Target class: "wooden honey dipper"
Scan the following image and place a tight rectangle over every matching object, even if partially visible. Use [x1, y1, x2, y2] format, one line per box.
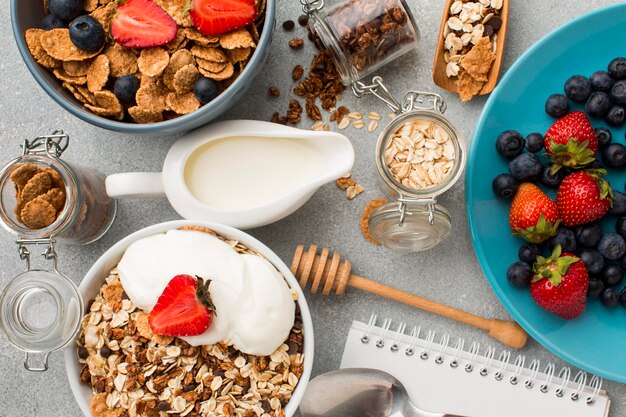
[291, 245, 528, 349]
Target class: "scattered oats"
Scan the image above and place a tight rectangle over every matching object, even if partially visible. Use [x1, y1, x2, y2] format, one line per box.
[346, 183, 364, 200]
[311, 121, 325, 131]
[348, 111, 362, 120]
[338, 117, 350, 130]
[352, 119, 365, 129]
[368, 120, 378, 132]
[367, 111, 381, 120]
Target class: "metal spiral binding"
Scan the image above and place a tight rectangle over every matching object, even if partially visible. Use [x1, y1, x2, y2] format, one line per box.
[359, 315, 603, 405]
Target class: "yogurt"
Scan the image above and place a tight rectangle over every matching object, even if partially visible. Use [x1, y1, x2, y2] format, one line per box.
[117, 229, 295, 356]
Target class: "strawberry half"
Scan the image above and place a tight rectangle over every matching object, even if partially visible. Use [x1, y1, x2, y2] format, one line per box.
[556, 169, 614, 227]
[190, 0, 258, 36]
[509, 183, 560, 243]
[544, 111, 598, 173]
[111, 0, 177, 49]
[530, 245, 588, 320]
[149, 274, 215, 337]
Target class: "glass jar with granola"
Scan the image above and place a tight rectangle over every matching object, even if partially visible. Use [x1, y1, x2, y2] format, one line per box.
[305, 0, 420, 86]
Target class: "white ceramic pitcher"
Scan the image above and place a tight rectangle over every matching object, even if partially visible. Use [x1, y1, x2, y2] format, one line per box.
[106, 120, 355, 229]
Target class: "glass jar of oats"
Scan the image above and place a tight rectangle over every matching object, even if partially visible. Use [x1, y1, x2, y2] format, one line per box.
[369, 94, 466, 252]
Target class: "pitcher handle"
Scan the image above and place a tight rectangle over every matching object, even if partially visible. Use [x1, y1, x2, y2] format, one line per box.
[105, 173, 165, 199]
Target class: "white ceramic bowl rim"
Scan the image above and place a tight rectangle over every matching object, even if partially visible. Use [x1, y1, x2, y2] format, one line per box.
[64, 220, 314, 417]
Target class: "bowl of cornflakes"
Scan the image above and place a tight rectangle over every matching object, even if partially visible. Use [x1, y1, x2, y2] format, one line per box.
[11, 0, 274, 135]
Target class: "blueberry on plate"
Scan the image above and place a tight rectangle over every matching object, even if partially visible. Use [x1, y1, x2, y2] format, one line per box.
[597, 233, 626, 260]
[40, 15, 65, 30]
[579, 248, 605, 274]
[540, 166, 565, 189]
[508, 153, 542, 181]
[595, 127, 612, 150]
[584, 92, 611, 118]
[548, 228, 576, 252]
[564, 75, 592, 102]
[194, 77, 219, 104]
[608, 57, 626, 80]
[491, 174, 519, 199]
[525, 132, 544, 153]
[590, 70, 613, 92]
[588, 277, 605, 298]
[575, 223, 602, 248]
[601, 264, 623, 286]
[518, 243, 540, 264]
[616, 217, 626, 239]
[544, 94, 570, 118]
[609, 191, 626, 216]
[113, 75, 140, 104]
[606, 106, 625, 126]
[506, 261, 532, 288]
[600, 287, 619, 307]
[602, 143, 626, 168]
[69, 15, 105, 53]
[610, 80, 626, 105]
[620, 288, 626, 308]
[48, 0, 83, 21]
[495, 130, 524, 159]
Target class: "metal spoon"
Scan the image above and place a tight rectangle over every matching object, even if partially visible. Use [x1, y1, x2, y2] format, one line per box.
[299, 368, 467, 417]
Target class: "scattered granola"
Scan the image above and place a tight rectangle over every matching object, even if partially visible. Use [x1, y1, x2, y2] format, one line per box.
[268, 86, 280, 97]
[291, 64, 304, 81]
[288, 38, 305, 49]
[360, 198, 390, 245]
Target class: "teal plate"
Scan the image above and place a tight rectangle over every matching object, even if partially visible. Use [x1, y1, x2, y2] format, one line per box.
[466, 4, 626, 383]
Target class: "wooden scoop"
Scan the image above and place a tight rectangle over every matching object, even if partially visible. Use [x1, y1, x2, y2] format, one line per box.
[291, 245, 528, 349]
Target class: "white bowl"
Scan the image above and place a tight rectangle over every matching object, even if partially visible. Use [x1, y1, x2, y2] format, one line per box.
[64, 220, 314, 417]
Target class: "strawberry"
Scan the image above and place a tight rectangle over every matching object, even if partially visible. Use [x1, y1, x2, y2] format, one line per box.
[509, 183, 560, 243]
[111, 0, 177, 49]
[190, 0, 258, 36]
[556, 169, 614, 227]
[530, 245, 588, 319]
[149, 274, 215, 337]
[544, 111, 598, 173]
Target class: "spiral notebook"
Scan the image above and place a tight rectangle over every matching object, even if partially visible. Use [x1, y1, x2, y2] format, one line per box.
[340, 315, 611, 417]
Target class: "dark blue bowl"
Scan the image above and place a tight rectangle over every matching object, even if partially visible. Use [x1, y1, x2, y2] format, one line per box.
[10, 0, 275, 135]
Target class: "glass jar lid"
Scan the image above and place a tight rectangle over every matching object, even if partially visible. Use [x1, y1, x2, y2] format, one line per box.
[368, 201, 452, 252]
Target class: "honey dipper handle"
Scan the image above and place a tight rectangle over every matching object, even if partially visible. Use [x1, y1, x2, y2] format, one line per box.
[348, 275, 528, 349]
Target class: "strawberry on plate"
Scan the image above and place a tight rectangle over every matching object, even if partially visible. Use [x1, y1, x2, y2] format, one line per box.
[111, 0, 178, 49]
[149, 274, 215, 337]
[190, 0, 258, 36]
[530, 245, 588, 320]
[556, 169, 614, 227]
[544, 111, 598, 172]
[509, 183, 560, 243]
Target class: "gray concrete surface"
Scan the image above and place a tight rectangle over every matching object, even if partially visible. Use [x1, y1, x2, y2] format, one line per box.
[1, 0, 625, 416]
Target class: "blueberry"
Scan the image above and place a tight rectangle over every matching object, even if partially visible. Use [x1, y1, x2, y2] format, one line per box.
[491, 174, 519, 199]
[575, 223, 602, 248]
[609, 191, 626, 216]
[113, 75, 140, 104]
[495, 130, 524, 159]
[48, 0, 83, 21]
[69, 15, 104, 53]
[518, 243, 540, 264]
[610, 80, 626, 105]
[548, 228, 576, 252]
[194, 77, 219, 104]
[564, 75, 592, 102]
[40, 15, 65, 30]
[508, 153, 542, 181]
[579, 248, 605, 274]
[595, 128, 612, 150]
[545, 94, 570, 118]
[620, 288, 626, 308]
[585, 92, 611, 118]
[600, 288, 619, 307]
[616, 217, 626, 239]
[601, 264, 624, 286]
[525, 132, 544, 153]
[602, 143, 626, 168]
[590, 70, 613, 92]
[606, 106, 625, 127]
[506, 261, 532, 288]
[608, 57, 626, 80]
[588, 277, 605, 298]
[597, 233, 626, 260]
[540, 166, 566, 189]
[587, 159, 605, 170]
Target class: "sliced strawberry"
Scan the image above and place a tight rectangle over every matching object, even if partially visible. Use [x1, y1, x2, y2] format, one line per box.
[190, 0, 258, 36]
[149, 274, 215, 337]
[111, 0, 178, 49]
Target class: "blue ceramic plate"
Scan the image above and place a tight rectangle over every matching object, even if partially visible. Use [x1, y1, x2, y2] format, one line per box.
[467, 4, 626, 383]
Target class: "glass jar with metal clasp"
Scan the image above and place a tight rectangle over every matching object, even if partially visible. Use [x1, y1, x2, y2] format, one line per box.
[0, 132, 116, 371]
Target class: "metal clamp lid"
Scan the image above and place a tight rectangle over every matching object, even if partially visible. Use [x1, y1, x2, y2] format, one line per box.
[21, 130, 69, 159]
[300, 0, 324, 14]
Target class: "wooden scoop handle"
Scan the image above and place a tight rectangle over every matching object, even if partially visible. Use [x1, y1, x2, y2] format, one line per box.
[291, 245, 528, 349]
